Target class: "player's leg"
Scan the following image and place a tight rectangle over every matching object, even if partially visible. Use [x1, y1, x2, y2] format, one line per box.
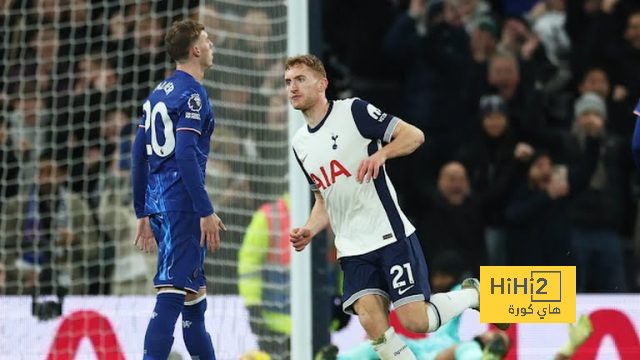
[181, 213, 216, 360]
[341, 252, 416, 360]
[143, 212, 188, 359]
[182, 287, 216, 360]
[386, 234, 479, 333]
[353, 294, 390, 340]
[143, 286, 186, 359]
[354, 295, 416, 360]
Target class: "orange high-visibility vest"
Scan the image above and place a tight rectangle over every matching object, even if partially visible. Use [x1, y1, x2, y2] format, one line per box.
[263, 198, 290, 265]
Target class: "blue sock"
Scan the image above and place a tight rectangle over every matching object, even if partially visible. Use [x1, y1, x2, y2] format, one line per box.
[143, 291, 185, 360]
[182, 296, 216, 360]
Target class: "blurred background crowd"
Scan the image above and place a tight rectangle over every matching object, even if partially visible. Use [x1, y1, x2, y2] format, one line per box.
[0, 0, 639, 305]
[323, 0, 640, 293]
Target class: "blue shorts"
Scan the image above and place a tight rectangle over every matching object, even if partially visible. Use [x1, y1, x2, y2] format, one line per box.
[339, 233, 431, 315]
[149, 211, 206, 293]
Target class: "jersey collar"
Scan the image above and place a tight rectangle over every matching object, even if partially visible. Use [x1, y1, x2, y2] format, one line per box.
[175, 69, 196, 81]
[307, 100, 333, 133]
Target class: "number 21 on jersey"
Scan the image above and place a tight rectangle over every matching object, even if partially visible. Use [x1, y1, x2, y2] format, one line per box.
[391, 262, 415, 294]
[143, 100, 175, 157]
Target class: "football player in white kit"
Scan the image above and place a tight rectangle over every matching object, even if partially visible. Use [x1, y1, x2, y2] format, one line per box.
[286, 55, 506, 360]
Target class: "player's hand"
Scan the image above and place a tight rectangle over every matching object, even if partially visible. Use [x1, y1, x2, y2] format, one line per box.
[200, 213, 226, 252]
[290, 227, 312, 252]
[135, 217, 156, 253]
[357, 152, 387, 183]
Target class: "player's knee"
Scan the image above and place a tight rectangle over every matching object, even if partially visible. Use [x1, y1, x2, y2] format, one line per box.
[183, 294, 207, 321]
[354, 296, 388, 338]
[396, 303, 429, 333]
[185, 288, 207, 303]
[399, 315, 428, 333]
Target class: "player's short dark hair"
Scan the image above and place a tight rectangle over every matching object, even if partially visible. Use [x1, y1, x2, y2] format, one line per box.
[165, 19, 205, 62]
[285, 54, 327, 78]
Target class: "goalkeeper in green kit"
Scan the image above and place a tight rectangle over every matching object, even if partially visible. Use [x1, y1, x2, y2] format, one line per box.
[317, 313, 593, 360]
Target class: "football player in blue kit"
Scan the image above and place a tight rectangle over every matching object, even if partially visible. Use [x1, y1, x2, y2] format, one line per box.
[131, 19, 225, 360]
[286, 54, 508, 360]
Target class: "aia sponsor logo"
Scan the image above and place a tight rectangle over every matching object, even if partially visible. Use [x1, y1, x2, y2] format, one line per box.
[310, 160, 351, 190]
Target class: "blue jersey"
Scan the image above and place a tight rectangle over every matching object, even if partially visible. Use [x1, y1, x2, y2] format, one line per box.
[137, 70, 215, 216]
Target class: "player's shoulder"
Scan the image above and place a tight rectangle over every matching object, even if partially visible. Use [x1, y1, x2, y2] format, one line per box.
[331, 97, 359, 112]
[348, 97, 389, 122]
[291, 124, 308, 149]
[168, 84, 207, 113]
[148, 73, 192, 100]
[333, 97, 379, 117]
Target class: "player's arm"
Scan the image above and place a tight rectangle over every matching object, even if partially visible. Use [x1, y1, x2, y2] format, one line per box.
[290, 190, 330, 252]
[376, 120, 424, 159]
[350, 98, 424, 183]
[305, 191, 330, 236]
[175, 130, 225, 252]
[290, 148, 330, 251]
[131, 121, 156, 252]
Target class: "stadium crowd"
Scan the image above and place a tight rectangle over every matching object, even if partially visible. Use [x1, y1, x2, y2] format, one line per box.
[323, 0, 640, 293]
[0, 0, 639, 300]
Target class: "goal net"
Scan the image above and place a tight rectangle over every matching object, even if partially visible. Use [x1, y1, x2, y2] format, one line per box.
[0, 0, 290, 359]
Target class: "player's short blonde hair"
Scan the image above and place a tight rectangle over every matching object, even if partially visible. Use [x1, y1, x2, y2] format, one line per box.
[285, 54, 327, 78]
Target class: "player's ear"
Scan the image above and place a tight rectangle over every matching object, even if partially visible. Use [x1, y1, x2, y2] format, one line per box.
[319, 77, 328, 92]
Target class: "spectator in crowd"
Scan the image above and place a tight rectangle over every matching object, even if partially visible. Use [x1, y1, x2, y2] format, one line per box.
[73, 54, 119, 95]
[8, 87, 50, 182]
[505, 114, 602, 266]
[498, 17, 541, 64]
[242, 9, 274, 73]
[239, 194, 291, 359]
[2, 151, 100, 295]
[469, 15, 500, 65]
[0, 116, 19, 209]
[324, 0, 401, 113]
[601, 9, 640, 137]
[417, 161, 485, 277]
[575, 67, 631, 137]
[528, 0, 572, 94]
[102, 107, 133, 176]
[567, 93, 627, 291]
[481, 50, 570, 156]
[458, 95, 532, 265]
[117, 11, 168, 104]
[458, 0, 493, 34]
[383, 0, 472, 217]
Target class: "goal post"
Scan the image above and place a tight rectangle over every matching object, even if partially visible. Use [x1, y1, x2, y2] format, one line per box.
[287, 2, 313, 360]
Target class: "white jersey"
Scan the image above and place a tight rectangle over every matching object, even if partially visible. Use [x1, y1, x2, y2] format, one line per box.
[292, 98, 416, 258]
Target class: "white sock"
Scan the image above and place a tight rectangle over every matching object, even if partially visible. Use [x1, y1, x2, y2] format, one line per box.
[426, 289, 478, 332]
[372, 327, 417, 360]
